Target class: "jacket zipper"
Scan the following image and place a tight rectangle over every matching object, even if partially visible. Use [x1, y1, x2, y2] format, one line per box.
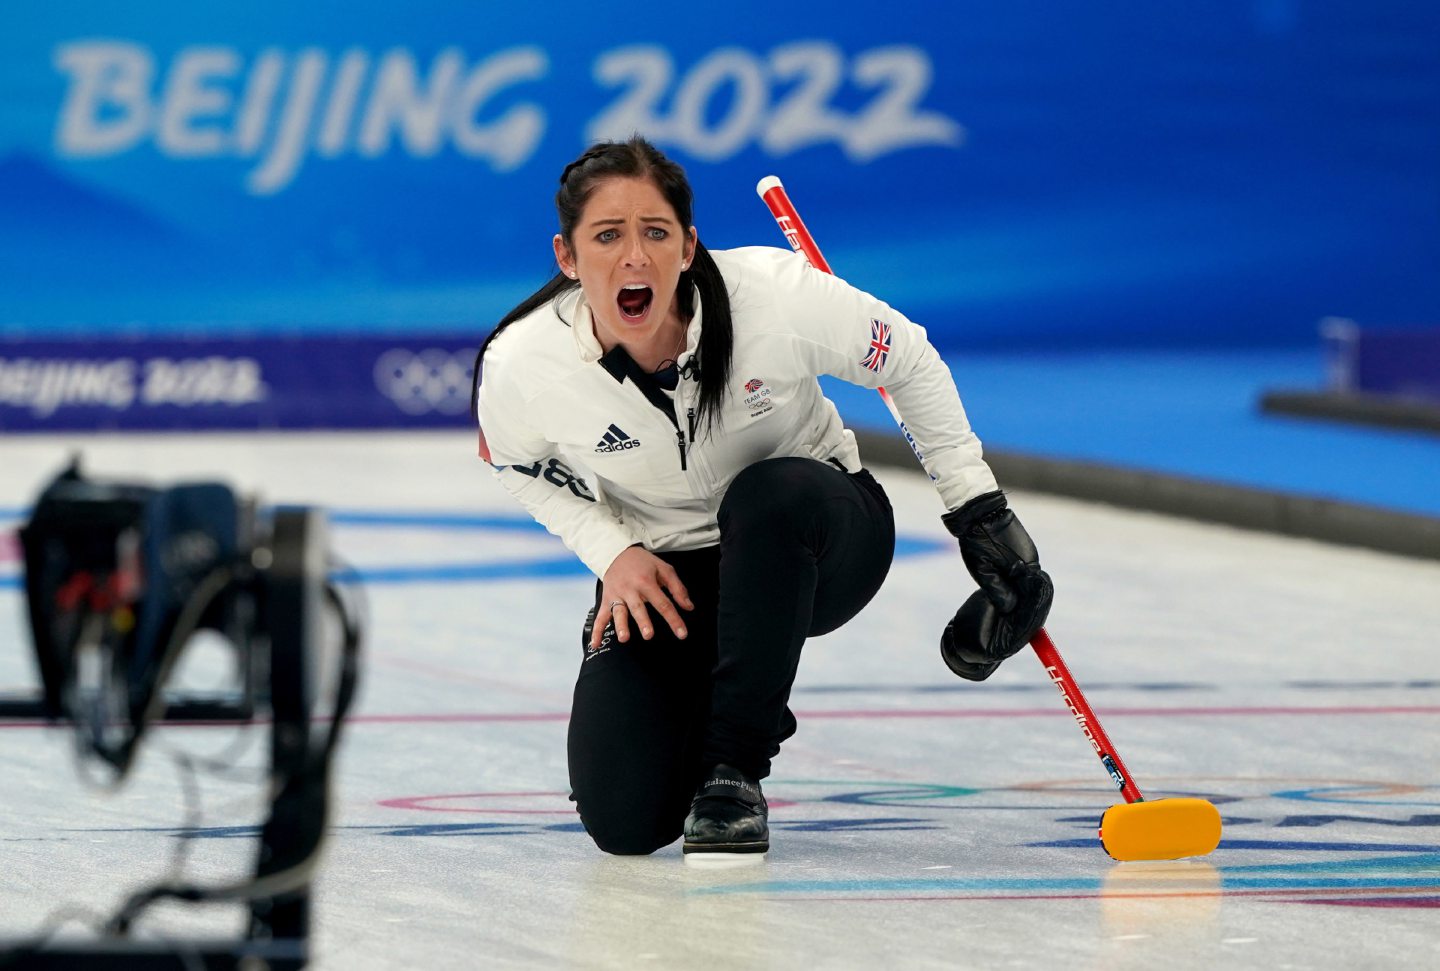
[605, 347, 693, 473]
[673, 406, 697, 472]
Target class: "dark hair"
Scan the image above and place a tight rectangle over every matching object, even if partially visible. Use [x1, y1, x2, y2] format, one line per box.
[472, 136, 734, 436]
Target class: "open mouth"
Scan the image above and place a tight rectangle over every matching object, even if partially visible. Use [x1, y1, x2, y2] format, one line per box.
[617, 285, 654, 321]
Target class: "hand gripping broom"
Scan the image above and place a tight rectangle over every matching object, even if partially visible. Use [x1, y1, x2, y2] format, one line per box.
[756, 175, 1222, 861]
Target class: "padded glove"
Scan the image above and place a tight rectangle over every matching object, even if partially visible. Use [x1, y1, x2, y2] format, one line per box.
[939, 491, 1053, 681]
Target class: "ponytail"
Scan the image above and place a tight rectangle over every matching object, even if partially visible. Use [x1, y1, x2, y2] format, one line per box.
[684, 242, 732, 437]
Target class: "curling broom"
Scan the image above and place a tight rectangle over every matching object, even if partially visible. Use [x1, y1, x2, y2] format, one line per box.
[756, 174, 1222, 861]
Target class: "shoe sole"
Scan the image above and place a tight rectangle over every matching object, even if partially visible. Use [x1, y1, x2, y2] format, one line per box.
[682, 840, 769, 854]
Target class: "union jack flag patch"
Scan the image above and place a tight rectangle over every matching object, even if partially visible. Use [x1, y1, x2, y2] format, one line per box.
[860, 318, 892, 373]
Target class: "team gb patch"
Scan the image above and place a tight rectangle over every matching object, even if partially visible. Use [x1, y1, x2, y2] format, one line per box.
[742, 377, 773, 418]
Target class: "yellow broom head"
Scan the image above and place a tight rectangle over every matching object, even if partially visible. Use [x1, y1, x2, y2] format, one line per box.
[1099, 798, 1223, 861]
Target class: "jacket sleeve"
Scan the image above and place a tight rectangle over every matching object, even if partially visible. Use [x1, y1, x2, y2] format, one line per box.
[757, 248, 1000, 511]
[476, 350, 641, 579]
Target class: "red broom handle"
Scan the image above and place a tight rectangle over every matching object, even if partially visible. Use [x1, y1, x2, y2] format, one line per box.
[756, 175, 833, 274]
[1030, 628, 1144, 803]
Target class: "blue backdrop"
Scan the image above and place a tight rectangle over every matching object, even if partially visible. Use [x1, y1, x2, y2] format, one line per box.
[2, 2, 1438, 429]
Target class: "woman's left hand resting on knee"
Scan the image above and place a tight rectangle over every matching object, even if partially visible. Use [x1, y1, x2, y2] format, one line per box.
[595, 546, 695, 647]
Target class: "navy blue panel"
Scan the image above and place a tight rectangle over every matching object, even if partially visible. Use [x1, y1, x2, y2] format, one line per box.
[0, 336, 475, 430]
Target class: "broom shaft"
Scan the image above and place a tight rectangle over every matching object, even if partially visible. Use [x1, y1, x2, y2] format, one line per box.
[1030, 628, 1145, 803]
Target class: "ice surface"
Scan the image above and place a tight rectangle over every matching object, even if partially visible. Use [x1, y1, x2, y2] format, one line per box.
[1, 432, 1437, 969]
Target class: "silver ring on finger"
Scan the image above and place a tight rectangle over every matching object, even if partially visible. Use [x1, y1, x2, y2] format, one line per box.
[610, 600, 625, 610]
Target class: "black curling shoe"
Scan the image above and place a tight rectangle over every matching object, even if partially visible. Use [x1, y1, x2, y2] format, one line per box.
[682, 764, 769, 854]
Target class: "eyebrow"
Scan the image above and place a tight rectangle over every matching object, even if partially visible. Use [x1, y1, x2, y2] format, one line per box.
[587, 215, 678, 226]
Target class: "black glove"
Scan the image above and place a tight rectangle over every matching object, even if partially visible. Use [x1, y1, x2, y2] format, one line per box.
[939, 491, 1053, 681]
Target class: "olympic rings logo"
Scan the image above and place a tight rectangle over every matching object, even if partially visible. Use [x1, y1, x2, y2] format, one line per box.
[373, 348, 474, 415]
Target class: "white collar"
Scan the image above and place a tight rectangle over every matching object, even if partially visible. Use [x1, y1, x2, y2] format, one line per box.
[569, 283, 703, 366]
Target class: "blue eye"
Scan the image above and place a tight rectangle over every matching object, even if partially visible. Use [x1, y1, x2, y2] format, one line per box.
[647, 227, 668, 239]
[598, 229, 618, 242]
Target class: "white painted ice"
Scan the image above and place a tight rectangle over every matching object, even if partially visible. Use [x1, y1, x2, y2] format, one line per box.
[1, 432, 1437, 970]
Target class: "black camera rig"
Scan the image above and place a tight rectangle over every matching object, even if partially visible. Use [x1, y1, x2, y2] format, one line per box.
[0, 461, 363, 970]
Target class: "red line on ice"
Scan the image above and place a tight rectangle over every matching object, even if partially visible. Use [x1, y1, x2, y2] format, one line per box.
[344, 704, 1435, 723]
[3, 704, 1438, 730]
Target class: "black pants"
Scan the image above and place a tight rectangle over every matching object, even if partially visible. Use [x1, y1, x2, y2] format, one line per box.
[567, 456, 896, 855]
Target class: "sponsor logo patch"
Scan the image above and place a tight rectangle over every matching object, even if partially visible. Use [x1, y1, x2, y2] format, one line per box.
[585, 625, 614, 661]
[594, 423, 641, 453]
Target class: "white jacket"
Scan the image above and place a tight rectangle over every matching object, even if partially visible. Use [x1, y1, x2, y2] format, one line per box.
[476, 246, 999, 578]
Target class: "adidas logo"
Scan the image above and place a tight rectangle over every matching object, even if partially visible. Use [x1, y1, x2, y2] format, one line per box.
[594, 423, 642, 453]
